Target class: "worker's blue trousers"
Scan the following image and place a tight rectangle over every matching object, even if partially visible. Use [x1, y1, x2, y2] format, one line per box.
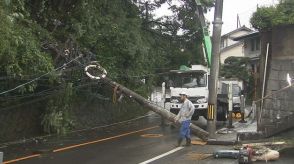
[179, 120, 191, 139]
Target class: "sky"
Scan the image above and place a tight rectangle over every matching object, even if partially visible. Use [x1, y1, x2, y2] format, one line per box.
[155, 0, 280, 35]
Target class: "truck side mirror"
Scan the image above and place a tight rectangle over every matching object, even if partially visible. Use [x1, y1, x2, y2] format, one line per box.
[240, 90, 245, 96]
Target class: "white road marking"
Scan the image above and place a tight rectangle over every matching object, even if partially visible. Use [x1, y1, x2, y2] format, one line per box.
[138, 146, 184, 164]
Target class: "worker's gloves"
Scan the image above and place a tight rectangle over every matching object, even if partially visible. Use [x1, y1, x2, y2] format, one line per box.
[174, 116, 180, 123]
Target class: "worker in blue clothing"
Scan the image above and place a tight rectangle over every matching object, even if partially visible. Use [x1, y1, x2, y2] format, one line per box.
[175, 92, 195, 146]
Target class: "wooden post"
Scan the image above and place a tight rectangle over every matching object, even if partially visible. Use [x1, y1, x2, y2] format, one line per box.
[239, 95, 247, 123]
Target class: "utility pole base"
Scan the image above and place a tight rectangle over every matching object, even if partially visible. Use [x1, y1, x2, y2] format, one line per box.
[239, 113, 247, 123]
[227, 125, 235, 129]
[207, 120, 216, 139]
[239, 120, 247, 123]
[228, 111, 234, 129]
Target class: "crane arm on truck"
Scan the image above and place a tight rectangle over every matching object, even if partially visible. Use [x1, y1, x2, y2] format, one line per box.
[194, 0, 212, 68]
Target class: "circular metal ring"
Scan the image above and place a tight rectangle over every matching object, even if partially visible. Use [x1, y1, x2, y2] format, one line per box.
[85, 62, 107, 80]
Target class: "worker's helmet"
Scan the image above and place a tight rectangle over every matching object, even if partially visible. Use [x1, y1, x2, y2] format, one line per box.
[179, 92, 187, 96]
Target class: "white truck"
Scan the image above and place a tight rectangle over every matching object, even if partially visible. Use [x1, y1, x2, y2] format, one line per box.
[167, 65, 209, 120]
[217, 79, 243, 120]
[166, 65, 243, 121]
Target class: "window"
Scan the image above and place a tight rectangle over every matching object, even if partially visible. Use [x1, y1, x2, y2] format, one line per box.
[251, 39, 255, 51]
[170, 72, 207, 88]
[221, 38, 228, 48]
[251, 64, 255, 72]
[225, 39, 228, 47]
[250, 37, 260, 51]
[256, 38, 260, 50]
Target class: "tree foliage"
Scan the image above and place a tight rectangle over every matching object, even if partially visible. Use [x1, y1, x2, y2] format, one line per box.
[42, 83, 75, 134]
[251, 0, 294, 30]
[220, 56, 250, 81]
[0, 1, 54, 94]
[0, 0, 213, 134]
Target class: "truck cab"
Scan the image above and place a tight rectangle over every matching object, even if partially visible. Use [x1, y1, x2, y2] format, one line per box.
[167, 65, 209, 120]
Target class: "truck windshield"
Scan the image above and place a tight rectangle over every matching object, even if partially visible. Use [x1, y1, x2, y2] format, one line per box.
[233, 85, 241, 96]
[220, 83, 241, 96]
[169, 72, 207, 88]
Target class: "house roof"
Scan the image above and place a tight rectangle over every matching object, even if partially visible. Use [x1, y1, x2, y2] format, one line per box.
[232, 31, 260, 41]
[221, 26, 253, 38]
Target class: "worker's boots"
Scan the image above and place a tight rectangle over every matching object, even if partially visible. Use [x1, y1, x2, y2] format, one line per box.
[177, 138, 183, 147]
[185, 138, 191, 146]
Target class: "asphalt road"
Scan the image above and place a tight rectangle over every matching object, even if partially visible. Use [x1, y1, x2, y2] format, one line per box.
[1, 114, 220, 164]
[1, 113, 293, 164]
[0, 114, 176, 164]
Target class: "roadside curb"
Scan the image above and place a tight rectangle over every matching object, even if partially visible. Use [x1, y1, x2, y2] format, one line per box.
[206, 139, 237, 145]
[236, 131, 264, 141]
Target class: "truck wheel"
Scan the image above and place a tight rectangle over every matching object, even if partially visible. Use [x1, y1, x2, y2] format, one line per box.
[203, 114, 207, 120]
[217, 105, 228, 121]
[192, 115, 199, 121]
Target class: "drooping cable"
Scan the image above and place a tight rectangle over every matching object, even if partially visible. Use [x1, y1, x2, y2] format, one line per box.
[0, 55, 82, 95]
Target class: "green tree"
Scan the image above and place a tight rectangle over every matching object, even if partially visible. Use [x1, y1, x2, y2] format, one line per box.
[0, 0, 213, 135]
[0, 1, 54, 94]
[220, 57, 250, 81]
[250, 0, 294, 30]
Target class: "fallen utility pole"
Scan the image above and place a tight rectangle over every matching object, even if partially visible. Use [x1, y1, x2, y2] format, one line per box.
[85, 63, 209, 141]
[207, 0, 223, 138]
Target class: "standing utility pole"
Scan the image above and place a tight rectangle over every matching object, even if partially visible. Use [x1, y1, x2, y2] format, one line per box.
[207, 0, 223, 138]
[237, 14, 241, 28]
[227, 82, 234, 128]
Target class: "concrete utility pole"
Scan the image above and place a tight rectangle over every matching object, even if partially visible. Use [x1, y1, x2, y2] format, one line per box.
[207, 0, 223, 138]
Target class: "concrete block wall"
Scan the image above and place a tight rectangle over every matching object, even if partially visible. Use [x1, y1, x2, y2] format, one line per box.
[263, 59, 294, 121]
[258, 25, 294, 136]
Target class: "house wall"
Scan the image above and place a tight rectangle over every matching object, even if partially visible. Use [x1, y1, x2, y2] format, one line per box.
[220, 44, 244, 64]
[220, 29, 252, 64]
[221, 30, 251, 48]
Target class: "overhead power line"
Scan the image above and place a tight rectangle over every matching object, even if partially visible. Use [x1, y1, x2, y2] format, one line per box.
[0, 55, 82, 96]
[0, 82, 98, 111]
